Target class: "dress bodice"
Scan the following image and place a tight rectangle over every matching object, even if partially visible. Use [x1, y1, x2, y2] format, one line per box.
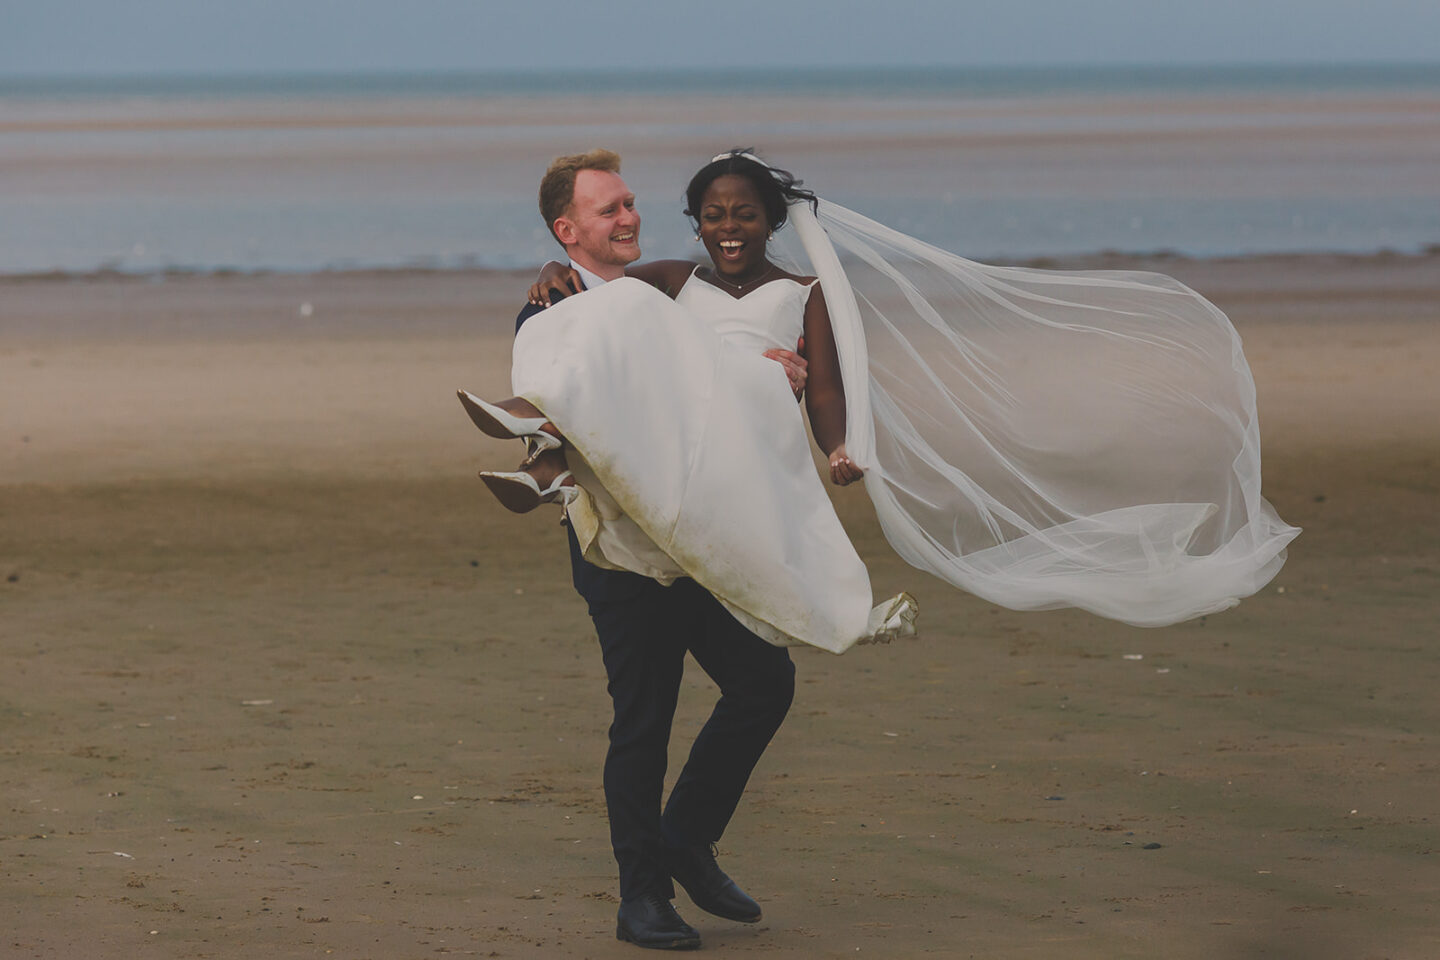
[674, 274, 814, 355]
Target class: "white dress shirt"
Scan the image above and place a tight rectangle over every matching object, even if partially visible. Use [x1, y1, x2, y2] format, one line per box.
[569, 260, 610, 291]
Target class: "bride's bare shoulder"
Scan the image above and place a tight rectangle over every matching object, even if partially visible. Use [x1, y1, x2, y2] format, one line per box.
[775, 267, 818, 286]
[625, 260, 698, 297]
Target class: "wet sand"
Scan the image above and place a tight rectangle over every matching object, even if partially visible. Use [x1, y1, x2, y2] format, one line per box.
[2, 254, 1439, 958]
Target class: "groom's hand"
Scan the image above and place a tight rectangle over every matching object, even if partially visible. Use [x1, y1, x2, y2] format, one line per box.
[764, 338, 807, 399]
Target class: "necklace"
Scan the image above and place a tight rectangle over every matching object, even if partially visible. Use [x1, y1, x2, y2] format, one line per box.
[710, 263, 775, 291]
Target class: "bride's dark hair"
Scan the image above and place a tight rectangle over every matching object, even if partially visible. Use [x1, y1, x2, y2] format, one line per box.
[684, 148, 819, 233]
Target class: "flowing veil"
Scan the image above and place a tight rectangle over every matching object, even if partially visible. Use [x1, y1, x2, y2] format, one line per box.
[776, 199, 1299, 627]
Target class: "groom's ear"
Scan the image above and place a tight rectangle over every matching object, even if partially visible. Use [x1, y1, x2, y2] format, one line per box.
[552, 216, 577, 246]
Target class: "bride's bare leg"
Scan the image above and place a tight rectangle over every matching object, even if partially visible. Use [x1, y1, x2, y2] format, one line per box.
[496, 396, 541, 418]
[521, 447, 571, 489]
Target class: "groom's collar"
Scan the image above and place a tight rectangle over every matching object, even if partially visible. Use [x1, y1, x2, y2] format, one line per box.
[568, 260, 610, 291]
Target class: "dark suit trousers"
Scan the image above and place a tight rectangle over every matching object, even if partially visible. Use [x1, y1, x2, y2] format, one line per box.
[587, 571, 795, 900]
[515, 294, 793, 899]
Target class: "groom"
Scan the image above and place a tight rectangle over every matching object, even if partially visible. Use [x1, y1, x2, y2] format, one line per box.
[512, 149, 801, 950]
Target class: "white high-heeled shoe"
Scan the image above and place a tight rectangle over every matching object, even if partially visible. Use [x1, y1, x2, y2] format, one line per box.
[457, 390, 562, 466]
[479, 468, 577, 514]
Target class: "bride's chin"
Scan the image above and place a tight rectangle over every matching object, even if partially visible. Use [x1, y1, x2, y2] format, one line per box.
[715, 256, 759, 277]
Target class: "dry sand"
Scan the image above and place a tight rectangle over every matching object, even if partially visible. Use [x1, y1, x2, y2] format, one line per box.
[2, 255, 1439, 958]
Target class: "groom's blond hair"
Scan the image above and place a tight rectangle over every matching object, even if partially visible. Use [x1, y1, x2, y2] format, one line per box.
[539, 149, 623, 243]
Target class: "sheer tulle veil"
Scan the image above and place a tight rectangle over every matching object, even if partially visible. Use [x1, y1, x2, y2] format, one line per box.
[739, 155, 1299, 627]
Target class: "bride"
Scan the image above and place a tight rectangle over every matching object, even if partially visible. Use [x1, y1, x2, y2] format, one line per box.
[462, 149, 1299, 652]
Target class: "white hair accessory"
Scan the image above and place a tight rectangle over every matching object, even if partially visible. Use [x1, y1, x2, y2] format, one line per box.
[710, 150, 768, 167]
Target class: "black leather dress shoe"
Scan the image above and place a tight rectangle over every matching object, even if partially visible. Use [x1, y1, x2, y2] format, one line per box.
[667, 842, 762, 923]
[615, 893, 701, 950]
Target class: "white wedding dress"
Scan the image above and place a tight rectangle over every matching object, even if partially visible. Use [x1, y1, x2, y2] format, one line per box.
[510, 272, 915, 655]
[504, 192, 1298, 649]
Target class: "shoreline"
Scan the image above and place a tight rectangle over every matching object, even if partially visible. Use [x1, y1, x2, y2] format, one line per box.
[8, 61, 1439, 97]
[8, 84, 1436, 281]
[5, 244, 1438, 286]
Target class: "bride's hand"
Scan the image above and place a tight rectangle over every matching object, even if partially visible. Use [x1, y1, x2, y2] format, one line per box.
[828, 444, 863, 486]
[763, 339, 807, 399]
[527, 262, 583, 307]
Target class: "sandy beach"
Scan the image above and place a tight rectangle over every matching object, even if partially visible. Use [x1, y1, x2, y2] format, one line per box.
[3, 252, 1439, 959]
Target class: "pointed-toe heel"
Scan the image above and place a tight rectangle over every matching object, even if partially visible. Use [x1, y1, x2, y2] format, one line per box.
[479, 469, 576, 514]
[457, 390, 562, 465]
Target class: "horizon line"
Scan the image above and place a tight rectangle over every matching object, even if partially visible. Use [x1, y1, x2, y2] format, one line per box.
[5, 59, 1440, 85]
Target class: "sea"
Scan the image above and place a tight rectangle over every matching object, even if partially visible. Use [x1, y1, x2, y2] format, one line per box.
[2, 63, 1438, 276]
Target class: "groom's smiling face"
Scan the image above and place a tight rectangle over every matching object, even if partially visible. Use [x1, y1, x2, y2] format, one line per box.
[555, 169, 642, 270]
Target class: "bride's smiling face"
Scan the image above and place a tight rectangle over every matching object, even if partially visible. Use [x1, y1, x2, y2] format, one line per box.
[698, 174, 770, 280]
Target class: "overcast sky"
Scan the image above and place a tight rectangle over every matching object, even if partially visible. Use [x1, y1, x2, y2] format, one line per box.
[3, 0, 1438, 77]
